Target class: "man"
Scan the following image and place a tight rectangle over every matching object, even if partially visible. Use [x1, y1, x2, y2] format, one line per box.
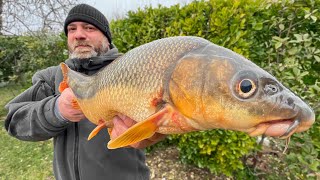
[5, 4, 165, 180]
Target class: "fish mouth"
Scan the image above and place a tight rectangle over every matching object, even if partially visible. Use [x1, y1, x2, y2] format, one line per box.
[249, 118, 300, 139]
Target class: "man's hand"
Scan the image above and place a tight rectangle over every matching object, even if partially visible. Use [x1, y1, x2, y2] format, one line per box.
[58, 88, 86, 122]
[111, 115, 167, 149]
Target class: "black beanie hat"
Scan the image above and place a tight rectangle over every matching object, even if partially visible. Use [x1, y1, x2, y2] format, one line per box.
[64, 4, 112, 45]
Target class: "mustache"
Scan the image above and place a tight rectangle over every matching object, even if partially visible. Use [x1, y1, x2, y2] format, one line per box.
[71, 41, 93, 49]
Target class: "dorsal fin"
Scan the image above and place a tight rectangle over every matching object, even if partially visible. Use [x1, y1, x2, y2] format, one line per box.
[60, 63, 97, 99]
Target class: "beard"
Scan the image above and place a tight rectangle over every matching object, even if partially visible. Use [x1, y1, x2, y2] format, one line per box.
[68, 38, 109, 59]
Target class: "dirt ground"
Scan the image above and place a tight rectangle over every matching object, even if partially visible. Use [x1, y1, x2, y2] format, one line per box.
[145, 146, 226, 180]
[145, 141, 320, 180]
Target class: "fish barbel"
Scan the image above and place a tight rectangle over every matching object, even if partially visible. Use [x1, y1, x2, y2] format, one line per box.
[59, 36, 315, 149]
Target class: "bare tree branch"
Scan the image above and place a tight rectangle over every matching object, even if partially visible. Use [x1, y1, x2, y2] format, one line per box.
[2, 0, 80, 35]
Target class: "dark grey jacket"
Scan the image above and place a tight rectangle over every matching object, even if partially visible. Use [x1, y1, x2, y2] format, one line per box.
[4, 48, 150, 180]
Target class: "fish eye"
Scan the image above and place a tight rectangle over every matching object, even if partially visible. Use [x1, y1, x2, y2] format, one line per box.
[238, 79, 257, 98]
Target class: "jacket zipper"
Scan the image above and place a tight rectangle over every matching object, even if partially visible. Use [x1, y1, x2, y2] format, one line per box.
[73, 68, 89, 180]
[74, 122, 80, 180]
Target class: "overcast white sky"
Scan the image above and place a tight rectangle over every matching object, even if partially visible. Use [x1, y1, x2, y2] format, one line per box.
[82, 0, 194, 20]
[2, 0, 195, 35]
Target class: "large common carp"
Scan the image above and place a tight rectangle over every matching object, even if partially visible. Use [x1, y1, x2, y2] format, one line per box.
[59, 36, 315, 149]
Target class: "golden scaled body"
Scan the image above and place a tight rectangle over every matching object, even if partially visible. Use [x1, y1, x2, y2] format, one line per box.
[61, 36, 315, 149]
[68, 37, 208, 132]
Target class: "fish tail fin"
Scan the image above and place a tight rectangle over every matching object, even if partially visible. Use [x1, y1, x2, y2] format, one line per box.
[59, 63, 81, 110]
[59, 63, 95, 99]
[59, 63, 69, 93]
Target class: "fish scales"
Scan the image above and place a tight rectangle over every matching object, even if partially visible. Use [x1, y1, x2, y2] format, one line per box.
[76, 36, 210, 125]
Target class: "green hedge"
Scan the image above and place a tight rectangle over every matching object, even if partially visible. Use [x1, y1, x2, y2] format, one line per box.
[0, 34, 67, 84]
[111, 0, 319, 177]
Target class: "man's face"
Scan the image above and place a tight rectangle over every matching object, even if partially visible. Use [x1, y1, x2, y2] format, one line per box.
[67, 22, 110, 59]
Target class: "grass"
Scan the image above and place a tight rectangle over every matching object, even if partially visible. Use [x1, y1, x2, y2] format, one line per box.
[0, 85, 54, 179]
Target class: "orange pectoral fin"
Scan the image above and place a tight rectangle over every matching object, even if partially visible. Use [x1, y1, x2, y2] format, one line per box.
[107, 105, 174, 149]
[88, 121, 107, 140]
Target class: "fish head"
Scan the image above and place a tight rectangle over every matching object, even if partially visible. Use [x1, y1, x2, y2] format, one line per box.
[169, 44, 315, 138]
[223, 68, 315, 138]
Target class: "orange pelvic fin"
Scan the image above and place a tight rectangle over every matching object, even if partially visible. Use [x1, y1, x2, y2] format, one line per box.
[59, 63, 70, 93]
[107, 128, 113, 136]
[88, 121, 107, 140]
[107, 104, 174, 149]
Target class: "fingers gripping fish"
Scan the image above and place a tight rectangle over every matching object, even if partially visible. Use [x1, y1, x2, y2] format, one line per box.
[59, 36, 315, 149]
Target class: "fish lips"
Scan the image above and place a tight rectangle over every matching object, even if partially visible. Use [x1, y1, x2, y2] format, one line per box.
[248, 118, 295, 138]
[249, 110, 315, 138]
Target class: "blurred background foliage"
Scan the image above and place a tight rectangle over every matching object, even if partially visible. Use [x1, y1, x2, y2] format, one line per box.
[0, 0, 319, 178]
[0, 34, 68, 85]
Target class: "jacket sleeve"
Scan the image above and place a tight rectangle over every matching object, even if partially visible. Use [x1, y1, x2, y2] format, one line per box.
[4, 66, 70, 141]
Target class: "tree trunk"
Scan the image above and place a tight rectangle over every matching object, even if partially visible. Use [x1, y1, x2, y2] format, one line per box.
[0, 0, 3, 35]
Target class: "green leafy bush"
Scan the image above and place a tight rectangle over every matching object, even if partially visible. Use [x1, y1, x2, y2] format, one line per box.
[0, 36, 24, 83]
[0, 34, 68, 84]
[176, 130, 255, 176]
